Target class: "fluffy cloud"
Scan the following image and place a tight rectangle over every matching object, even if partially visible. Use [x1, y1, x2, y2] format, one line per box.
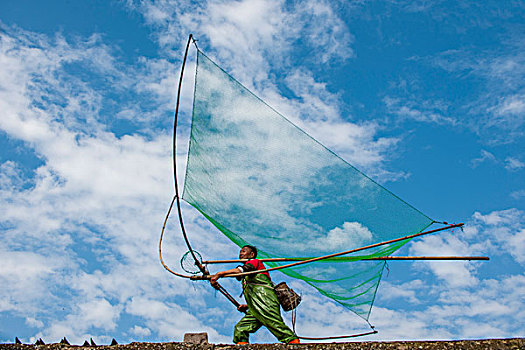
[125, 297, 224, 340]
[405, 209, 525, 291]
[504, 157, 525, 171]
[383, 96, 457, 127]
[470, 209, 525, 264]
[132, 0, 353, 70]
[322, 222, 374, 251]
[409, 233, 479, 287]
[510, 189, 525, 199]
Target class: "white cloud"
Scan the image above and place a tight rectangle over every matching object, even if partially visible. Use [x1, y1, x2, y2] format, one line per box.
[510, 189, 525, 199]
[383, 96, 457, 126]
[130, 325, 151, 337]
[471, 209, 525, 264]
[280, 70, 404, 176]
[132, 0, 353, 69]
[465, 150, 524, 172]
[0, 161, 30, 190]
[284, 69, 342, 123]
[25, 317, 44, 329]
[505, 156, 525, 170]
[428, 42, 525, 144]
[370, 306, 438, 339]
[293, 0, 355, 63]
[379, 280, 424, 305]
[405, 209, 525, 290]
[409, 233, 479, 287]
[319, 222, 374, 251]
[37, 298, 123, 344]
[78, 299, 122, 330]
[494, 94, 525, 116]
[470, 149, 497, 168]
[125, 297, 225, 341]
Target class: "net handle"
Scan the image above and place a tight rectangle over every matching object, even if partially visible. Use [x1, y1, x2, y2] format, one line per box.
[172, 33, 206, 274]
[158, 34, 200, 279]
[159, 34, 243, 312]
[198, 223, 464, 280]
[202, 256, 489, 263]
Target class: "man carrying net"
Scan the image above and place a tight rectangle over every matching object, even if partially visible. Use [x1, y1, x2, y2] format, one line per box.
[210, 245, 300, 345]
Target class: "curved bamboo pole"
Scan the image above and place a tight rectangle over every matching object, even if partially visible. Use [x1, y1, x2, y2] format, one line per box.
[158, 34, 198, 280]
[160, 34, 243, 310]
[172, 34, 204, 272]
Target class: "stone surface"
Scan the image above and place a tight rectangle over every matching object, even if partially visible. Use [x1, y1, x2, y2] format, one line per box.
[184, 333, 209, 344]
[0, 338, 523, 349]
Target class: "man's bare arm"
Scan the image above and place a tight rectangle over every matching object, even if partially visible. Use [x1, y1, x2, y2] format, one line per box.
[210, 267, 242, 287]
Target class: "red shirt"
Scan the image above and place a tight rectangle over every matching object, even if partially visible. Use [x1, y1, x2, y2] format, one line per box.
[239, 258, 270, 279]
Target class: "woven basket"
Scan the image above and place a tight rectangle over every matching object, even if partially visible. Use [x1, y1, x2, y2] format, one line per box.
[274, 282, 301, 311]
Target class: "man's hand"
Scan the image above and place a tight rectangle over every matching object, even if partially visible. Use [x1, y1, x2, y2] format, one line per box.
[237, 304, 248, 313]
[210, 273, 221, 289]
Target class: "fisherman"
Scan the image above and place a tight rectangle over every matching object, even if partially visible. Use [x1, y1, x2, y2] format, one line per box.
[210, 245, 300, 345]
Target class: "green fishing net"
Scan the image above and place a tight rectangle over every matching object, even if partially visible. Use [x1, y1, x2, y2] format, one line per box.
[182, 50, 434, 320]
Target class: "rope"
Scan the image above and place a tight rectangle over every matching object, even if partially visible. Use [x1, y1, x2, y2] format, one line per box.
[296, 314, 377, 340]
[433, 220, 449, 225]
[298, 329, 378, 341]
[291, 307, 297, 334]
[158, 195, 194, 279]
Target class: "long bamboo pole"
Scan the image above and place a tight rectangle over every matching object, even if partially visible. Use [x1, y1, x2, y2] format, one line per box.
[202, 256, 489, 264]
[194, 223, 465, 280]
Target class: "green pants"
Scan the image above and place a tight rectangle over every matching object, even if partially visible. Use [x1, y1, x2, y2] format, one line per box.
[233, 274, 297, 343]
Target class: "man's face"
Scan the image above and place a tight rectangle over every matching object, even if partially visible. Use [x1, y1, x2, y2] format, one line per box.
[239, 246, 255, 259]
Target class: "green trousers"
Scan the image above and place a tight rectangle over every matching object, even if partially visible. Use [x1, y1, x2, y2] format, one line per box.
[233, 274, 297, 343]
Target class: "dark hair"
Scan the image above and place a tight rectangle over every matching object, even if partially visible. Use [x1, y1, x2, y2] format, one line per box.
[242, 245, 258, 258]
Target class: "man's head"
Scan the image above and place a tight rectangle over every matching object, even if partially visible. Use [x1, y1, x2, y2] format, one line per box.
[239, 245, 257, 259]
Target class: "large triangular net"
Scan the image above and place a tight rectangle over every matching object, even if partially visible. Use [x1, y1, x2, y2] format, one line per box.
[183, 50, 434, 320]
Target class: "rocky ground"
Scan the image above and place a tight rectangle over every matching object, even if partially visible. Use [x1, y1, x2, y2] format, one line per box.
[0, 338, 523, 350]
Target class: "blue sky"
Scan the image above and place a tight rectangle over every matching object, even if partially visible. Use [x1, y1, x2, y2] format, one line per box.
[0, 0, 524, 345]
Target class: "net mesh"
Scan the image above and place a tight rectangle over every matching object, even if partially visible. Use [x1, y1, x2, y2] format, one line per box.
[182, 50, 434, 320]
[180, 250, 203, 275]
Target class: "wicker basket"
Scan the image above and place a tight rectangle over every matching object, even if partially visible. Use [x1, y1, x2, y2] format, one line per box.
[274, 282, 301, 311]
